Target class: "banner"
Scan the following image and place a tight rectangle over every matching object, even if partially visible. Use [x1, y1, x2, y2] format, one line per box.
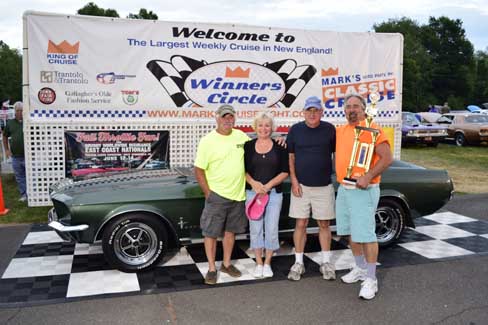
[64, 130, 169, 178]
[26, 12, 403, 122]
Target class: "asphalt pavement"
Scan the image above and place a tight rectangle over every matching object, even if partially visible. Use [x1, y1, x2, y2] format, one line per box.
[0, 194, 487, 324]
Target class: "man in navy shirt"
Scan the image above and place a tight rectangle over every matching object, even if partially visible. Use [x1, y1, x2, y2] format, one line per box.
[287, 96, 336, 281]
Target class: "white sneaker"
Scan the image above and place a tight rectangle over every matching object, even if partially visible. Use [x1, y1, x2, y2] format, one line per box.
[359, 278, 378, 300]
[253, 264, 264, 278]
[18, 195, 27, 202]
[287, 263, 305, 281]
[319, 262, 336, 280]
[341, 267, 367, 284]
[263, 264, 273, 278]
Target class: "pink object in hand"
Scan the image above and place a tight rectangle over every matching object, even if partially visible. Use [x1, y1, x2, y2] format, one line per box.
[246, 193, 269, 220]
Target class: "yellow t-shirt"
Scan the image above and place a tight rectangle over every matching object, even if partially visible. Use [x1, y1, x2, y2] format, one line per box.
[194, 129, 250, 201]
[335, 121, 389, 185]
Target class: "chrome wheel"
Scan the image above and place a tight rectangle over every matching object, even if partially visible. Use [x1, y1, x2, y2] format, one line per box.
[455, 133, 465, 147]
[113, 222, 158, 266]
[375, 201, 404, 246]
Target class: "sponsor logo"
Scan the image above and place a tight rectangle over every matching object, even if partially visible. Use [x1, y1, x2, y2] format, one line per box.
[96, 72, 136, 84]
[47, 40, 79, 65]
[121, 90, 139, 105]
[147, 56, 316, 108]
[41, 71, 88, 84]
[321, 67, 397, 109]
[38, 87, 56, 104]
[64, 90, 112, 104]
[185, 62, 284, 108]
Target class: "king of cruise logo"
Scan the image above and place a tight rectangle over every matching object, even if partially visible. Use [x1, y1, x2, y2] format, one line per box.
[47, 40, 79, 65]
[185, 62, 284, 108]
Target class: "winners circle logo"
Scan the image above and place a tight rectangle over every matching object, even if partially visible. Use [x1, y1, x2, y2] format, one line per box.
[185, 62, 284, 109]
[147, 56, 316, 108]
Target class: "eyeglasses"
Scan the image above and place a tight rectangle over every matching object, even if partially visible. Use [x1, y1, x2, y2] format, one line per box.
[305, 108, 322, 114]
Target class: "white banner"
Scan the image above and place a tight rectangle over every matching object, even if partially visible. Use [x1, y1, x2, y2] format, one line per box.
[26, 12, 403, 122]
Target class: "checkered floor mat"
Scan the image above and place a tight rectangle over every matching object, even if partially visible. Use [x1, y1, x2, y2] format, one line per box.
[1, 211, 488, 306]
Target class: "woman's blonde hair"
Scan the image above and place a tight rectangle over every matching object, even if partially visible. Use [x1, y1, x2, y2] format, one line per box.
[252, 111, 276, 132]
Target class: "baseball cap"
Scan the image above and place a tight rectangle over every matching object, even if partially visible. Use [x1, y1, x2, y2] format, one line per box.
[304, 96, 322, 110]
[245, 193, 269, 220]
[215, 104, 236, 117]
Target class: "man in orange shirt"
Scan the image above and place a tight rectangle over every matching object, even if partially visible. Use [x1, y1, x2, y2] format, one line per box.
[335, 93, 393, 300]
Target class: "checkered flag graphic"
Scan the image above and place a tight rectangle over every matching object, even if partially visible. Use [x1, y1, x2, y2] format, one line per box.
[278, 64, 317, 107]
[147, 56, 316, 108]
[146, 56, 206, 107]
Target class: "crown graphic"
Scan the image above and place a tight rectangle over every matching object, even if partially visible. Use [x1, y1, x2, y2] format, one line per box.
[225, 66, 250, 78]
[48, 40, 80, 54]
[321, 67, 339, 77]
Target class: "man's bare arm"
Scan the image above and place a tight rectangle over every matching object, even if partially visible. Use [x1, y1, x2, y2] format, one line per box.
[194, 167, 210, 199]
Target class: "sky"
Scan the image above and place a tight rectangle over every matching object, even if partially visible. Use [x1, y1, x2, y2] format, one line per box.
[1, 0, 488, 51]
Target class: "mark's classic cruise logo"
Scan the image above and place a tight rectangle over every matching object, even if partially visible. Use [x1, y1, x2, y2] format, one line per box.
[47, 40, 80, 65]
[146, 56, 316, 108]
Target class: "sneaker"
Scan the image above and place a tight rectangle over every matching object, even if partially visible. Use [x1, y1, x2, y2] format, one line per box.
[359, 278, 378, 300]
[341, 267, 367, 284]
[319, 262, 336, 280]
[287, 263, 305, 281]
[220, 264, 242, 278]
[253, 264, 264, 278]
[263, 264, 273, 278]
[204, 270, 217, 285]
[18, 195, 27, 202]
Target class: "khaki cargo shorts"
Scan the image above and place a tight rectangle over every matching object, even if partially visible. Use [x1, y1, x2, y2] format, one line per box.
[289, 184, 335, 220]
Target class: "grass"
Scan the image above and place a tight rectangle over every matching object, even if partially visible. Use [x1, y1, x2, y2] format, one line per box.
[0, 174, 50, 224]
[401, 143, 488, 194]
[0, 143, 486, 224]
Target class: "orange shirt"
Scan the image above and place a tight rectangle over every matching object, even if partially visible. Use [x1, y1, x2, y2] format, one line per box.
[335, 121, 389, 185]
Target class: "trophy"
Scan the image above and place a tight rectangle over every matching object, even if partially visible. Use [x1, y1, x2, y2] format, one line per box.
[343, 92, 381, 186]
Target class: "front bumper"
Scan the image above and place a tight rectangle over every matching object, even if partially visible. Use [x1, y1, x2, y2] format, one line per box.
[48, 208, 89, 241]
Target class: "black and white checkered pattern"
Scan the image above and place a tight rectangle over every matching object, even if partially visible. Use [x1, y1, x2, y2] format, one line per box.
[30, 109, 146, 118]
[324, 110, 400, 118]
[1, 211, 487, 306]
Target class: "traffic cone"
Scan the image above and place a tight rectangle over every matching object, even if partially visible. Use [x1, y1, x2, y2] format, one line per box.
[0, 177, 9, 216]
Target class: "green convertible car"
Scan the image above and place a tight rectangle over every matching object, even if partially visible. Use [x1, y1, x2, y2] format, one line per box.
[48, 160, 453, 272]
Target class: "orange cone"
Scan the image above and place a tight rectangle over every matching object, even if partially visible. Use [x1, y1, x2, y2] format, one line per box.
[0, 177, 9, 216]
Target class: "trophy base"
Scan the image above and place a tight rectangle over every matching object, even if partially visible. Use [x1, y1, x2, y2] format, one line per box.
[343, 177, 357, 186]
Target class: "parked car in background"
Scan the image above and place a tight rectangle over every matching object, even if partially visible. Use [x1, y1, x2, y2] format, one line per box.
[417, 112, 442, 124]
[401, 112, 447, 147]
[438, 112, 488, 146]
[48, 161, 454, 272]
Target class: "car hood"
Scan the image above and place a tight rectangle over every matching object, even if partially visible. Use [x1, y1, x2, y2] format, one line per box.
[50, 168, 196, 205]
[402, 124, 446, 131]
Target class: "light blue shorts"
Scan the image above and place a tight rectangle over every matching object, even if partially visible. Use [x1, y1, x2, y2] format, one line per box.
[335, 184, 380, 243]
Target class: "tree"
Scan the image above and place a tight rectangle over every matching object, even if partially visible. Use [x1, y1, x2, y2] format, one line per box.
[127, 8, 158, 20]
[374, 18, 434, 111]
[0, 41, 22, 103]
[421, 17, 474, 107]
[473, 50, 488, 104]
[77, 2, 119, 17]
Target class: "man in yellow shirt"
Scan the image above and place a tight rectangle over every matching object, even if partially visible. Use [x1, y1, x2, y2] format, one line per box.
[194, 104, 250, 285]
[335, 93, 393, 300]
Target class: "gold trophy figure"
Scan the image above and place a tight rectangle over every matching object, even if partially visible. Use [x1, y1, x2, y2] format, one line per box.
[343, 92, 381, 186]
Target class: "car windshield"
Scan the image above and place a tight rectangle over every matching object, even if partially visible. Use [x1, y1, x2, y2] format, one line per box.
[465, 115, 488, 123]
[403, 113, 420, 125]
